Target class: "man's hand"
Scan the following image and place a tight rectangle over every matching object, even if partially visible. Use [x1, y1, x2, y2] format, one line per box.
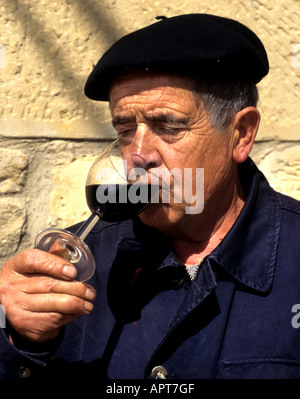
[0, 248, 96, 344]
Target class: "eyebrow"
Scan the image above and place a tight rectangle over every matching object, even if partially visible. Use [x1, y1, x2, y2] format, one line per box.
[112, 113, 190, 127]
[112, 116, 134, 127]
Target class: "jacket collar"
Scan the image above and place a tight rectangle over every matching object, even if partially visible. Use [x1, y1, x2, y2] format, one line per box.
[114, 158, 281, 294]
[209, 158, 281, 293]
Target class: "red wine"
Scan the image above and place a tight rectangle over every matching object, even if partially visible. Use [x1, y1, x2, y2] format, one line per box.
[85, 184, 157, 222]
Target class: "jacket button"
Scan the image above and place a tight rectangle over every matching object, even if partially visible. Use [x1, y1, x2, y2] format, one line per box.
[151, 366, 168, 379]
[17, 366, 31, 379]
[172, 277, 184, 290]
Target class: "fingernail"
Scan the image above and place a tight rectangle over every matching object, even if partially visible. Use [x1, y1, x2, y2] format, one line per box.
[85, 301, 93, 312]
[62, 265, 77, 279]
[85, 287, 96, 301]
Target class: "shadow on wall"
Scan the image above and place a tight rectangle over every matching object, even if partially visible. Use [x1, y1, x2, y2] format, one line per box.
[4, 0, 124, 126]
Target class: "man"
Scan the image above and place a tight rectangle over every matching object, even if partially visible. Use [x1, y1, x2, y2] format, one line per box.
[0, 14, 300, 380]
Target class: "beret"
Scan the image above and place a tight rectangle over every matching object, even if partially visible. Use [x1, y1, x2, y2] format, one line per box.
[84, 13, 269, 101]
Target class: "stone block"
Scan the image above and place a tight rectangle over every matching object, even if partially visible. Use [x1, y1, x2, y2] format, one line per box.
[253, 144, 300, 200]
[0, 198, 26, 259]
[0, 148, 27, 194]
[47, 155, 97, 228]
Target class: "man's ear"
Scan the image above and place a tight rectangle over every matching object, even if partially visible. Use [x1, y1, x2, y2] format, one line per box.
[232, 107, 260, 164]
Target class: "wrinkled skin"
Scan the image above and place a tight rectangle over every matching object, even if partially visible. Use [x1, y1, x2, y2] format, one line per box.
[110, 71, 260, 263]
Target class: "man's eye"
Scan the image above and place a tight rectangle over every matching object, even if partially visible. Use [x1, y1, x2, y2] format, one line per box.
[118, 129, 131, 135]
[156, 125, 185, 139]
[156, 125, 177, 133]
[161, 127, 177, 133]
[115, 129, 134, 146]
[116, 126, 136, 136]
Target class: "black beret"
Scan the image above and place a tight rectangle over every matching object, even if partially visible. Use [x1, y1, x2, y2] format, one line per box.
[84, 13, 269, 101]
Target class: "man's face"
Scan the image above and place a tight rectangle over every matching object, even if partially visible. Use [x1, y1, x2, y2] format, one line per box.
[109, 71, 237, 238]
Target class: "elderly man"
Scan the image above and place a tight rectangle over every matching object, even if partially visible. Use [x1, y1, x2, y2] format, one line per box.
[0, 14, 300, 380]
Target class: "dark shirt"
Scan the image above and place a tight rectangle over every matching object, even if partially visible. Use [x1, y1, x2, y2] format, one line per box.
[1, 158, 300, 379]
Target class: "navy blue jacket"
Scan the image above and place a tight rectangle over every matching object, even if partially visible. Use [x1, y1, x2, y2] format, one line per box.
[1, 159, 300, 379]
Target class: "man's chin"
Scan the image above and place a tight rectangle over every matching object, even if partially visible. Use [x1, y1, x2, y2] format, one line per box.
[138, 203, 184, 232]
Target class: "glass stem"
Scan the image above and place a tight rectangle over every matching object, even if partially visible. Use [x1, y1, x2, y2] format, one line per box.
[75, 211, 102, 241]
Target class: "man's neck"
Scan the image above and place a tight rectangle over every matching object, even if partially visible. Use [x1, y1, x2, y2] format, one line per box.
[172, 179, 245, 266]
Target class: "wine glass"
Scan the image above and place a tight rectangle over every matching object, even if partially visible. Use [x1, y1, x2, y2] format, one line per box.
[35, 139, 152, 282]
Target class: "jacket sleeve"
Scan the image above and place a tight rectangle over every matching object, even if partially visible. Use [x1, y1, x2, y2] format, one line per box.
[0, 324, 64, 379]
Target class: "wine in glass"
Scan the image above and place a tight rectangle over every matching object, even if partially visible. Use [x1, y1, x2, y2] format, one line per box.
[35, 139, 154, 282]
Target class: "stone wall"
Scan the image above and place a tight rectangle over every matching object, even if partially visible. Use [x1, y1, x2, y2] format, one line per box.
[0, 0, 299, 265]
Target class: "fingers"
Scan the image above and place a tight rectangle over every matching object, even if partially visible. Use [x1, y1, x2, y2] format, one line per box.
[23, 293, 94, 314]
[23, 275, 96, 298]
[0, 247, 100, 343]
[7, 248, 78, 280]
[3, 270, 97, 316]
[3, 279, 95, 318]
[23, 279, 96, 314]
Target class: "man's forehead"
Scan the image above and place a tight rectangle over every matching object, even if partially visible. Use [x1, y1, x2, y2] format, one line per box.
[109, 73, 198, 127]
[109, 70, 195, 101]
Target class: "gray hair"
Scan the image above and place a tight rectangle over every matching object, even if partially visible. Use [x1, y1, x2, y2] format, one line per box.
[191, 79, 259, 131]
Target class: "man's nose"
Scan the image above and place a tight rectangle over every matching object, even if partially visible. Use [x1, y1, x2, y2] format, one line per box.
[130, 153, 160, 171]
[130, 125, 162, 170]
